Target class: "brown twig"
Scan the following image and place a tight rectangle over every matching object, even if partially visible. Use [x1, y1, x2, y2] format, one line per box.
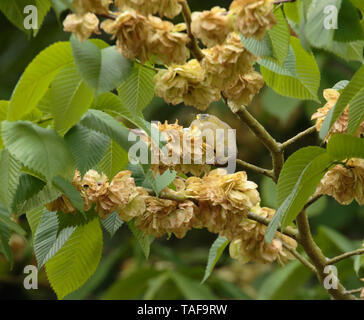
[344, 288, 363, 295]
[236, 159, 274, 179]
[326, 248, 364, 266]
[280, 126, 317, 150]
[282, 242, 317, 274]
[233, 105, 284, 182]
[179, 0, 205, 61]
[274, 0, 296, 4]
[296, 210, 357, 300]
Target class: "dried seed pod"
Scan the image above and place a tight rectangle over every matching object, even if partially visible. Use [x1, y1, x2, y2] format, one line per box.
[101, 10, 151, 63]
[229, 0, 276, 40]
[315, 158, 364, 205]
[311, 89, 364, 142]
[154, 59, 221, 110]
[147, 16, 190, 65]
[229, 206, 297, 264]
[224, 71, 265, 112]
[63, 13, 100, 42]
[202, 33, 256, 90]
[191, 6, 232, 47]
[73, 0, 111, 14]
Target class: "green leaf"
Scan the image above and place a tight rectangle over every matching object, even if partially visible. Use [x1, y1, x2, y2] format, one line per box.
[332, 80, 349, 91]
[268, 7, 290, 63]
[145, 169, 176, 196]
[2, 121, 75, 181]
[334, 0, 364, 42]
[51, 0, 72, 18]
[284, 0, 300, 24]
[98, 140, 129, 180]
[258, 261, 312, 300]
[347, 88, 364, 135]
[0, 204, 26, 236]
[57, 209, 98, 230]
[266, 147, 331, 243]
[351, 0, 364, 10]
[0, 149, 22, 210]
[326, 134, 364, 159]
[261, 88, 301, 122]
[80, 109, 133, 152]
[34, 0, 52, 35]
[93, 92, 150, 134]
[34, 210, 75, 268]
[15, 183, 60, 214]
[320, 64, 364, 139]
[354, 254, 364, 275]
[101, 211, 123, 237]
[0, 218, 12, 265]
[0, 101, 9, 149]
[103, 268, 161, 299]
[318, 226, 356, 253]
[65, 246, 126, 300]
[277, 147, 327, 206]
[127, 220, 154, 259]
[117, 62, 156, 113]
[71, 36, 133, 96]
[240, 33, 274, 57]
[324, 40, 364, 63]
[26, 206, 46, 235]
[304, 0, 342, 48]
[50, 64, 94, 135]
[201, 236, 229, 284]
[0, 0, 50, 36]
[65, 124, 110, 176]
[45, 218, 103, 299]
[8, 42, 73, 120]
[143, 272, 171, 300]
[52, 176, 84, 213]
[171, 272, 217, 300]
[279, 153, 332, 229]
[259, 37, 321, 101]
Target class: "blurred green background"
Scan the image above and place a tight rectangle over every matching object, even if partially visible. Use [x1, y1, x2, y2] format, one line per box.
[0, 0, 363, 300]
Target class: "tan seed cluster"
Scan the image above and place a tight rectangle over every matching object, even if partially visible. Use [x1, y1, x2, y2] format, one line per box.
[73, 0, 111, 15]
[191, 6, 233, 47]
[229, 206, 297, 264]
[315, 158, 364, 206]
[311, 89, 364, 142]
[115, 0, 182, 19]
[229, 0, 276, 40]
[154, 59, 221, 111]
[63, 13, 100, 42]
[46, 167, 296, 265]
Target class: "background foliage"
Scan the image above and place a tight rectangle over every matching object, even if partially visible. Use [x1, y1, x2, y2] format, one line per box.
[0, 0, 364, 300]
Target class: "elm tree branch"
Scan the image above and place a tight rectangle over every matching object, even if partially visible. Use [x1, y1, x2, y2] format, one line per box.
[326, 248, 364, 266]
[280, 125, 317, 150]
[296, 209, 357, 300]
[236, 159, 274, 179]
[179, 0, 205, 61]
